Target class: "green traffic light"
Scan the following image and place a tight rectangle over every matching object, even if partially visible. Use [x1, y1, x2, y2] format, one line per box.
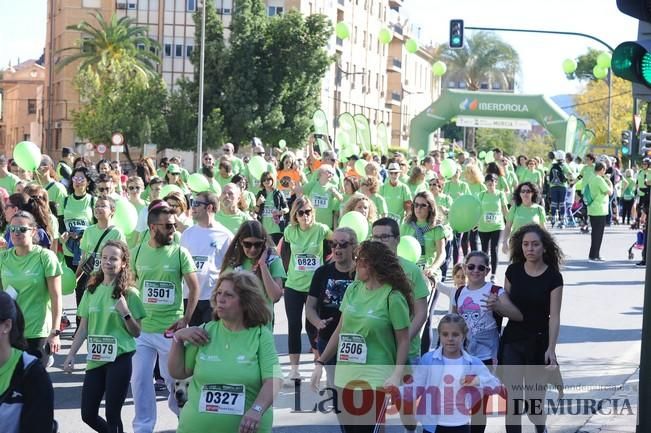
[452, 36, 461, 45]
[642, 52, 651, 85]
[612, 40, 651, 88]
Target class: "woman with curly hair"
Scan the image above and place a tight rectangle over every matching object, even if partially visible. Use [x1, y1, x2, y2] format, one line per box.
[342, 193, 378, 237]
[64, 240, 146, 433]
[496, 224, 564, 433]
[485, 161, 510, 194]
[502, 182, 546, 254]
[406, 166, 427, 198]
[360, 175, 388, 218]
[311, 240, 413, 433]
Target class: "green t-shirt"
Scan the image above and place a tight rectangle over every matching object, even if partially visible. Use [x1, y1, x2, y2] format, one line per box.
[58, 193, 95, 257]
[0, 172, 20, 194]
[400, 223, 448, 271]
[380, 181, 412, 222]
[231, 257, 286, 309]
[467, 182, 487, 197]
[408, 181, 426, 198]
[260, 198, 283, 235]
[369, 193, 388, 218]
[215, 174, 232, 189]
[215, 210, 252, 236]
[178, 321, 281, 433]
[335, 282, 411, 388]
[587, 175, 610, 216]
[43, 181, 68, 210]
[519, 168, 543, 187]
[399, 256, 431, 359]
[80, 225, 127, 272]
[636, 169, 650, 197]
[283, 223, 331, 291]
[434, 194, 452, 224]
[304, 181, 340, 227]
[623, 176, 636, 200]
[478, 190, 508, 232]
[126, 202, 148, 249]
[506, 169, 519, 190]
[443, 180, 470, 201]
[243, 190, 256, 213]
[0, 246, 61, 338]
[581, 165, 595, 192]
[507, 204, 546, 234]
[78, 285, 146, 370]
[132, 243, 196, 333]
[0, 348, 22, 395]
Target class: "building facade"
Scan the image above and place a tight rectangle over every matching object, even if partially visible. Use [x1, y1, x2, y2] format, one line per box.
[0, 60, 46, 154]
[43, 0, 440, 156]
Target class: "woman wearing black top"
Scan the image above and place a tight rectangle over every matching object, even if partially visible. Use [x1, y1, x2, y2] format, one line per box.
[498, 223, 563, 433]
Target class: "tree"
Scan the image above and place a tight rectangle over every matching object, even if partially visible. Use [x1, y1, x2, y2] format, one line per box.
[570, 48, 602, 81]
[515, 134, 555, 159]
[435, 31, 521, 149]
[162, 79, 197, 151]
[574, 75, 633, 145]
[475, 128, 521, 155]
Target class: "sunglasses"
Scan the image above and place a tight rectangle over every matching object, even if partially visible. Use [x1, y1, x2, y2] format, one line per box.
[97, 187, 110, 193]
[242, 240, 265, 249]
[72, 176, 86, 183]
[465, 264, 488, 272]
[128, 186, 141, 191]
[297, 209, 313, 217]
[191, 200, 209, 208]
[154, 223, 176, 230]
[413, 202, 429, 209]
[329, 240, 353, 249]
[8, 225, 31, 233]
[169, 172, 181, 176]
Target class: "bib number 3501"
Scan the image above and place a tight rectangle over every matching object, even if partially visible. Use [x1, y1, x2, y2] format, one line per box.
[199, 384, 245, 415]
[338, 334, 367, 364]
[143, 281, 175, 305]
[87, 335, 117, 362]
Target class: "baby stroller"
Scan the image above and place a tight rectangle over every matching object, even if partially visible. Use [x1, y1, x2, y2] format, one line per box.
[628, 231, 646, 260]
[571, 195, 588, 232]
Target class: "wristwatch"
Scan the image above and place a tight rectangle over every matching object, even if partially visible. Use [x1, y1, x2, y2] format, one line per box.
[251, 404, 263, 413]
[51, 329, 61, 337]
[123, 314, 132, 321]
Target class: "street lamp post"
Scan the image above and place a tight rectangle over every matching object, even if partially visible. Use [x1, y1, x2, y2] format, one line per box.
[196, 0, 207, 171]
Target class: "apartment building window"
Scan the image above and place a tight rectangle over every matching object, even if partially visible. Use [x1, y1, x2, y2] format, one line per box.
[268, 6, 283, 16]
[137, 43, 145, 50]
[186, 0, 196, 11]
[164, 44, 172, 56]
[186, 45, 194, 57]
[175, 44, 183, 57]
[223, 7, 231, 14]
[128, 1, 137, 9]
[27, 99, 36, 115]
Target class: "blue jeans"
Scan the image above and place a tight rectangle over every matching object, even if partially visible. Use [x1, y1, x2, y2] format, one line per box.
[549, 186, 567, 225]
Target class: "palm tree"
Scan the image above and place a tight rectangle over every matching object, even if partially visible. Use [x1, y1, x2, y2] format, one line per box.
[57, 12, 160, 82]
[436, 32, 521, 149]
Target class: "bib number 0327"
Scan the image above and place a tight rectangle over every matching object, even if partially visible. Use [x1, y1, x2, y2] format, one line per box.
[199, 384, 246, 415]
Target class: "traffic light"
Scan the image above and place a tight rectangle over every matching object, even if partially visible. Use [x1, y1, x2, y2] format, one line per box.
[616, 0, 651, 22]
[640, 130, 651, 154]
[622, 130, 632, 154]
[612, 40, 651, 87]
[449, 19, 464, 49]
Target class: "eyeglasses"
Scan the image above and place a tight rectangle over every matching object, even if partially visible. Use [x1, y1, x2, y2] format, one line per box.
[329, 240, 353, 249]
[72, 176, 86, 183]
[242, 240, 265, 249]
[153, 223, 176, 230]
[169, 172, 181, 176]
[465, 264, 488, 272]
[371, 234, 396, 241]
[128, 186, 141, 191]
[191, 200, 209, 208]
[8, 225, 31, 234]
[297, 209, 313, 217]
[97, 187, 110, 193]
[413, 202, 429, 209]
[520, 189, 533, 194]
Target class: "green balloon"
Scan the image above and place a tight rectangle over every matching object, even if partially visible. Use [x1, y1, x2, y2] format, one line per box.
[562, 58, 577, 74]
[405, 39, 418, 54]
[485, 151, 495, 163]
[478, 150, 487, 159]
[593, 65, 607, 80]
[338, 211, 369, 242]
[160, 184, 184, 198]
[13, 141, 41, 171]
[397, 235, 421, 263]
[61, 265, 77, 296]
[432, 61, 447, 77]
[114, 198, 138, 235]
[354, 159, 367, 175]
[449, 195, 481, 233]
[248, 155, 268, 180]
[440, 159, 458, 178]
[378, 28, 392, 44]
[278, 139, 287, 149]
[188, 173, 210, 192]
[335, 22, 350, 40]
[597, 52, 612, 69]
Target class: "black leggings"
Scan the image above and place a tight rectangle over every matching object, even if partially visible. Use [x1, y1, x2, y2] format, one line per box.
[479, 230, 501, 275]
[461, 229, 479, 254]
[621, 198, 634, 225]
[284, 287, 317, 354]
[589, 215, 607, 259]
[26, 337, 49, 367]
[81, 352, 133, 433]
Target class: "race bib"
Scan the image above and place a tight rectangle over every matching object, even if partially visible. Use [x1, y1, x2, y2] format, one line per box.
[261, 206, 274, 218]
[143, 280, 175, 305]
[338, 334, 367, 364]
[91, 252, 101, 271]
[66, 218, 88, 232]
[193, 255, 208, 271]
[87, 335, 117, 362]
[199, 384, 246, 415]
[312, 194, 329, 209]
[484, 212, 499, 223]
[295, 254, 320, 272]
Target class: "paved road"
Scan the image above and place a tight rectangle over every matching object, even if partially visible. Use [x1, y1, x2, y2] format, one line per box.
[51, 225, 643, 432]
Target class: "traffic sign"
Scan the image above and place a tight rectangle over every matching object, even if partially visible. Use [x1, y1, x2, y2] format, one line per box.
[111, 133, 124, 146]
[85, 142, 94, 150]
[96, 144, 107, 154]
[111, 145, 124, 153]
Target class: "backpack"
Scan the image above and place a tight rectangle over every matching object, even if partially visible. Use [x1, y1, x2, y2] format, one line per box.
[583, 183, 594, 206]
[549, 162, 566, 185]
[454, 284, 504, 333]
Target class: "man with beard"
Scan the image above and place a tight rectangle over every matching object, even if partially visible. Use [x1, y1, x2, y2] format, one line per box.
[130, 203, 200, 433]
[198, 152, 222, 195]
[215, 183, 252, 235]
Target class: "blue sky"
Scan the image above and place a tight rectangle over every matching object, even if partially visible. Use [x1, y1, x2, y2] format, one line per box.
[0, 0, 639, 97]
